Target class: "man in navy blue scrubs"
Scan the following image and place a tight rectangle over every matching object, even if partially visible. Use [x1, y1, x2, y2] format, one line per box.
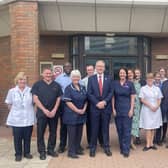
[87, 60, 113, 157]
[32, 68, 62, 160]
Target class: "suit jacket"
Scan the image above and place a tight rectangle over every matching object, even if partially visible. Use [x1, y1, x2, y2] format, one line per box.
[87, 74, 113, 114]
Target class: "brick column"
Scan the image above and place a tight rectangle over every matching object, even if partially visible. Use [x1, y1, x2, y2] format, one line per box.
[9, 1, 39, 86]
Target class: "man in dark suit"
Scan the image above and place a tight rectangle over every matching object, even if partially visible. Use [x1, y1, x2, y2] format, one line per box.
[87, 60, 113, 157]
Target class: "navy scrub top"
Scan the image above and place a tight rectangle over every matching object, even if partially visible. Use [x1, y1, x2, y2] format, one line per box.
[63, 83, 87, 125]
[113, 80, 136, 116]
[31, 80, 62, 118]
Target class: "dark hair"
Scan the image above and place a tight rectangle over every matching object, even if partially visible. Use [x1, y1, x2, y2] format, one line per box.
[128, 68, 135, 78]
[159, 67, 167, 72]
[42, 67, 52, 73]
[119, 67, 128, 75]
[86, 64, 94, 68]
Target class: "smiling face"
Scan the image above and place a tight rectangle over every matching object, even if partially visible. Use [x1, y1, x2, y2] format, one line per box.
[86, 65, 94, 77]
[128, 70, 134, 81]
[17, 76, 27, 89]
[42, 68, 53, 83]
[95, 60, 105, 75]
[64, 62, 72, 75]
[159, 68, 166, 78]
[146, 73, 154, 86]
[119, 68, 127, 81]
[72, 75, 80, 85]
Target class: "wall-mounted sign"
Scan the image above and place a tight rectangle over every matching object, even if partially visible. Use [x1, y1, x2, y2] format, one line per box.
[155, 55, 168, 60]
[51, 53, 64, 58]
[53, 65, 63, 79]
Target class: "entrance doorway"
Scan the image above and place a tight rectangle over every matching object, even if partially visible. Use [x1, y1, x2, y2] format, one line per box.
[85, 57, 137, 79]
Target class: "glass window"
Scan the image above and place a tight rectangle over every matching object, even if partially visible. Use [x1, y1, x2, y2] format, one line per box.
[84, 36, 138, 56]
[72, 36, 79, 55]
[143, 38, 150, 56]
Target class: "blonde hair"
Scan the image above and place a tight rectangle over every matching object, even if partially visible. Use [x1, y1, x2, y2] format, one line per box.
[70, 69, 81, 79]
[14, 72, 27, 85]
[146, 73, 154, 79]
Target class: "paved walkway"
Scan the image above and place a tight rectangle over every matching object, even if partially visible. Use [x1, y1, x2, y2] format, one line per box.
[0, 124, 168, 168]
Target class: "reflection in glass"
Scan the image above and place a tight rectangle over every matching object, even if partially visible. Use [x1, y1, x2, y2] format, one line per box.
[84, 36, 138, 56]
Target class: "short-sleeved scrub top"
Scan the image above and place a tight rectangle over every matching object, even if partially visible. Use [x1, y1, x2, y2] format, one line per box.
[5, 86, 36, 127]
[31, 80, 62, 118]
[113, 80, 136, 116]
[63, 83, 87, 125]
[139, 85, 163, 129]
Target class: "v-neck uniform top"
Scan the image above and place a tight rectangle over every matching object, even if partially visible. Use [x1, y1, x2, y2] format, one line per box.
[113, 80, 136, 116]
[63, 83, 87, 125]
[31, 80, 62, 118]
[5, 86, 36, 127]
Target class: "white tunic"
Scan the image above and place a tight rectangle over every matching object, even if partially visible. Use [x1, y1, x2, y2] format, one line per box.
[139, 85, 163, 129]
[5, 86, 36, 127]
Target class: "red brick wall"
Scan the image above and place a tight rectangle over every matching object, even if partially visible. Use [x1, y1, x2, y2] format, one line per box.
[9, 1, 39, 86]
[151, 38, 168, 72]
[39, 35, 69, 68]
[0, 36, 12, 125]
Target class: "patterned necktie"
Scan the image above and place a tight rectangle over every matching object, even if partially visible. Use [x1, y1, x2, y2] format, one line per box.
[98, 75, 103, 96]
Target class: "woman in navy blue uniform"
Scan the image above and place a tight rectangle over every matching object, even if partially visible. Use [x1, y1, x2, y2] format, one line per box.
[160, 79, 168, 147]
[112, 68, 135, 157]
[63, 70, 87, 159]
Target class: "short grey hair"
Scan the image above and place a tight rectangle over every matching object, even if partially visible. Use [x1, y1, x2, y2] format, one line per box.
[70, 69, 81, 79]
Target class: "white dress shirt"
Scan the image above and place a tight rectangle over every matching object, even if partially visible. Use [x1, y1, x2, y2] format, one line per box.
[5, 85, 36, 127]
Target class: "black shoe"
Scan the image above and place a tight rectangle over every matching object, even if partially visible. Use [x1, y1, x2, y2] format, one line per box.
[123, 153, 129, 158]
[40, 153, 46, 160]
[150, 146, 157, 150]
[79, 146, 84, 151]
[76, 150, 84, 155]
[143, 146, 150, 151]
[90, 151, 95, 157]
[135, 137, 141, 145]
[47, 150, 58, 157]
[156, 142, 163, 146]
[58, 147, 65, 153]
[68, 153, 79, 159]
[104, 149, 112, 156]
[15, 155, 22, 162]
[24, 153, 33, 159]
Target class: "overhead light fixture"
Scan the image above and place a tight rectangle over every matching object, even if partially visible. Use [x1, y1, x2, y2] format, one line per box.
[105, 33, 115, 37]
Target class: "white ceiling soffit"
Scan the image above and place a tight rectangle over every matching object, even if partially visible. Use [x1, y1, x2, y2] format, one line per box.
[38, 0, 168, 33]
[130, 7, 166, 33]
[0, 6, 10, 37]
[162, 9, 168, 32]
[59, 5, 95, 31]
[39, 2, 61, 31]
[96, 7, 131, 32]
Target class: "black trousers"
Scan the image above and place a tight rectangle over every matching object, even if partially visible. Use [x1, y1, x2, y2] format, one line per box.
[67, 124, 83, 155]
[37, 115, 59, 154]
[12, 126, 33, 156]
[155, 123, 168, 143]
[59, 101, 67, 148]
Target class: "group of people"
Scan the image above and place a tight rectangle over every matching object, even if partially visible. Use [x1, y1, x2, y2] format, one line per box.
[5, 60, 168, 161]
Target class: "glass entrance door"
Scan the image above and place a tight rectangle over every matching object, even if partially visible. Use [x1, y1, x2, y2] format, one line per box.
[85, 57, 112, 75]
[85, 57, 137, 79]
[112, 57, 137, 80]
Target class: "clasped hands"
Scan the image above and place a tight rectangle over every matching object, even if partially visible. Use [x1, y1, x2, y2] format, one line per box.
[96, 101, 106, 109]
[43, 109, 57, 118]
